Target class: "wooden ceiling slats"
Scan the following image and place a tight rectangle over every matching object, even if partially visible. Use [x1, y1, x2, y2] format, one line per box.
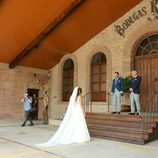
[0, 0, 141, 69]
[9, 0, 84, 69]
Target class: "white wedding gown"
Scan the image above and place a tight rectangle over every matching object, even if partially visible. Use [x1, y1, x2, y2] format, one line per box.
[36, 87, 90, 147]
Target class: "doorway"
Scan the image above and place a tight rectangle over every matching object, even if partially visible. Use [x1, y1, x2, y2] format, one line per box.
[133, 34, 158, 112]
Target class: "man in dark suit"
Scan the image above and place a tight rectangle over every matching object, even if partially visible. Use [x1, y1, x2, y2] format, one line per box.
[111, 72, 123, 114]
[129, 70, 142, 115]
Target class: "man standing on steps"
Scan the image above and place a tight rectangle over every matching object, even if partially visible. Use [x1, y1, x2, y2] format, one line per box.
[111, 72, 123, 114]
[129, 70, 141, 115]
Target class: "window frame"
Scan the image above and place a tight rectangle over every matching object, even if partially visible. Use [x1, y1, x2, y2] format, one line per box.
[91, 52, 107, 102]
[135, 34, 158, 57]
[62, 59, 74, 102]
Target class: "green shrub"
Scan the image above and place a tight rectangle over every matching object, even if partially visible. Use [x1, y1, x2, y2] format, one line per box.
[122, 75, 132, 93]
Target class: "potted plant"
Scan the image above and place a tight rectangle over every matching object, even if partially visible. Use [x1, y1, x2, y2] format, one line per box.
[121, 75, 132, 112]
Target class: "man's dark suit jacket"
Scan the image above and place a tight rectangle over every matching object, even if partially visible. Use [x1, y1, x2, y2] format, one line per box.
[130, 76, 141, 94]
[111, 78, 123, 93]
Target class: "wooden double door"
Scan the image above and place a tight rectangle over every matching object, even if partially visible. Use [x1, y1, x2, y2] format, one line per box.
[134, 55, 158, 112]
[134, 34, 158, 112]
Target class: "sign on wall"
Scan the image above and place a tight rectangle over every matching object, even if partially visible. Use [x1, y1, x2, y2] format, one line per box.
[114, 0, 158, 37]
[148, 0, 158, 21]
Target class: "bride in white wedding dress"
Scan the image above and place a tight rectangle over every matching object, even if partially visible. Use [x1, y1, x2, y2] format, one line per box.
[36, 87, 90, 147]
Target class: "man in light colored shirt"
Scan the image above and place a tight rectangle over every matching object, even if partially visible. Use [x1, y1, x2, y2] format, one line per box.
[21, 93, 34, 127]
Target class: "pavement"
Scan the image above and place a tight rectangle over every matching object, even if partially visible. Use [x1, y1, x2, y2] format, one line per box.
[0, 120, 158, 158]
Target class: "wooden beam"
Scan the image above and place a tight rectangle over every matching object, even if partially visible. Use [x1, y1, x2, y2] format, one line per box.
[9, 0, 84, 69]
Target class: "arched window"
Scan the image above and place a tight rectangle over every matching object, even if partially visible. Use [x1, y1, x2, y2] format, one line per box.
[62, 59, 74, 101]
[135, 34, 158, 57]
[91, 52, 107, 102]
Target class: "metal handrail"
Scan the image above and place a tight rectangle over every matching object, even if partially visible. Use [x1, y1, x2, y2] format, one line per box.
[141, 89, 158, 139]
[83, 91, 112, 113]
[107, 92, 111, 112]
[82, 92, 90, 99]
[82, 91, 92, 112]
[147, 90, 158, 106]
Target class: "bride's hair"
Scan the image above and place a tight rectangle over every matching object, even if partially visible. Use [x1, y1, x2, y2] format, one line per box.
[76, 87, 82, 99]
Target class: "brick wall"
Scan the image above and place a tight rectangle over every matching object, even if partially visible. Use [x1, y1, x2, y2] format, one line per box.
[0, 63, 49, 120]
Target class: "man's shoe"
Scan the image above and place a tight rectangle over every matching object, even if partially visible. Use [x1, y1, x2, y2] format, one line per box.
[21, 124, 25, 127]
[128, 112, 135, 115]
[117, 112, 121, 114]
[29, 124, 34, 126]
[136, 112, 140, 115]
[111, 112, 117, 114]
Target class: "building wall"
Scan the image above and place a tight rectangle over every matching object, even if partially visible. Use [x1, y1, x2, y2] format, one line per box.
[49, 0, 158, 122]
[0, 63, 50, 120]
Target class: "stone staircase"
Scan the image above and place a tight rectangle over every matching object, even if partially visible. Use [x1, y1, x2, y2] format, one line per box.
[86, 112, 158, 145]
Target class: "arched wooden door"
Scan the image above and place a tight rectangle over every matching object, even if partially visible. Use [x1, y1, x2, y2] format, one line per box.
[134, 34, 158, 112]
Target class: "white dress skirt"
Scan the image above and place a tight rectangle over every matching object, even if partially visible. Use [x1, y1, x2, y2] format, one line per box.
[36, 87, 90, 147]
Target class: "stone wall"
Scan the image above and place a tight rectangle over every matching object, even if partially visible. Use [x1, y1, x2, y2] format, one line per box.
[48, 0, 158, 122]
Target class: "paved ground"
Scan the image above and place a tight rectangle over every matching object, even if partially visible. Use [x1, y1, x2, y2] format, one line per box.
[0, 120, 158, 158]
